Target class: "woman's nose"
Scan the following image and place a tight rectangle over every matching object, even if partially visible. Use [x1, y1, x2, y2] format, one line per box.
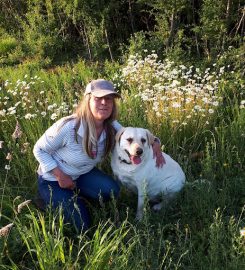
[101, 98, 106, 104]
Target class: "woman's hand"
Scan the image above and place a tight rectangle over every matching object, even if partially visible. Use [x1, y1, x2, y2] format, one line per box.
[152, 140, 166, 168]
[52, 167, 76, 190]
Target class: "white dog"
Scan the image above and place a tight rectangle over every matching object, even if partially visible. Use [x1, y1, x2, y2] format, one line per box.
[111, 127, 185, 220]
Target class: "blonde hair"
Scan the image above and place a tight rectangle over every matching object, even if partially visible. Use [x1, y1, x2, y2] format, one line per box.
[72, 94, 118, 159]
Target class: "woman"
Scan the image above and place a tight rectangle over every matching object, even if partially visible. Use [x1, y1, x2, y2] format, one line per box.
[33, 79, 164, 232]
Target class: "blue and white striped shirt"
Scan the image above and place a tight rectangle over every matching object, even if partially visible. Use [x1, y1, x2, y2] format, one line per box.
[33, 117, 122, 181]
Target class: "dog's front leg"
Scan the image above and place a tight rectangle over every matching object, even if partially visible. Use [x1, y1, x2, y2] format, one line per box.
[136, 188, 144, 221]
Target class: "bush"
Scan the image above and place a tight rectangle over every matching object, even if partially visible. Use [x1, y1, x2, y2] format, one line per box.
[0, 37, 18, 55]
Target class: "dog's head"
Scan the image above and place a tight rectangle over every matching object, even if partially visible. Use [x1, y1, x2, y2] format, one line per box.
[115, 127, 155, 165]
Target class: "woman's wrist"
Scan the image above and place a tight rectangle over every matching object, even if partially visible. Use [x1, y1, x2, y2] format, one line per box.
[52, 167, 64, 179]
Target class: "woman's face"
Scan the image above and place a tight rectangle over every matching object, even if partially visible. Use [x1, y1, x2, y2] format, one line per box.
[89, 94, 114, 122]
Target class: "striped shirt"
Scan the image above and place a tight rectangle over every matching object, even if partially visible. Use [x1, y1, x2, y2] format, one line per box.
[33, 117, 122, 181]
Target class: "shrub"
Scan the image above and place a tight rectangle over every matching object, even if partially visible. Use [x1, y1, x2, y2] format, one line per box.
[0, 37, 18, 55]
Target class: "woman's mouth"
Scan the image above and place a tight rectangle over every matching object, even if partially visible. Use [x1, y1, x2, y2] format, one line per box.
[98, 108, 108, 112]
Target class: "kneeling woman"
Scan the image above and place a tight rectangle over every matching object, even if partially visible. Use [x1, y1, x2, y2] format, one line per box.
[33, 79, 164, 232]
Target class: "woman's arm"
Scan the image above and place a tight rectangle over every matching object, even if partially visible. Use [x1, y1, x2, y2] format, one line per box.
[152, 138, 166, 167]
[33, 118, 69, 173]
[33, 119, 76, 189]
[52, 167, 75, 189]
[112, 120, 122, 131]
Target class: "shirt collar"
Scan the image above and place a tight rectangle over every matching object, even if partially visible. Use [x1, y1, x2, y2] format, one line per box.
[77, 120, 106, 142]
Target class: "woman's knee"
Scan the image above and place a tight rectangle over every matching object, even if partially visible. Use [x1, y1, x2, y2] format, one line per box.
[76, 169, 120, 200]
[37, 177, 91, 231]
[109, 179, 120, 198]
[99, 178, 120, 201]
[49, 196, 91, 232]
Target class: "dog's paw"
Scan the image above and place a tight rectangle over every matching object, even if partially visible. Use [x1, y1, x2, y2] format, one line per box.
[152, 202, 164, 212]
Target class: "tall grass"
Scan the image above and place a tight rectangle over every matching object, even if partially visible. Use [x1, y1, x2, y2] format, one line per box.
[0, 52, 244, 269]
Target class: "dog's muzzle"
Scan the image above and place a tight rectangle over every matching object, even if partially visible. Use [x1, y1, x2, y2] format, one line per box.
[125, 148, 143, 165]
[118, 149, 132, 165]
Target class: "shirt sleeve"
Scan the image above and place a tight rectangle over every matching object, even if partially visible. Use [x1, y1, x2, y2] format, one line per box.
[33, 119, 70, 173]
[112, 120, 123, 131]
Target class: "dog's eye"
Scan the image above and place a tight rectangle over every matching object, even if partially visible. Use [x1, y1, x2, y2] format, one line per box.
[127, 138, 133, 144]
[141, 138, 146, 144]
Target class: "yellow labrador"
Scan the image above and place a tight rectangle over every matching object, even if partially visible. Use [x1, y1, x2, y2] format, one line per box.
[111, 127, 185, 220]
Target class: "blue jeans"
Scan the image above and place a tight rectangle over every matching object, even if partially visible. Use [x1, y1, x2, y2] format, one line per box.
[37, 167, 120, 232]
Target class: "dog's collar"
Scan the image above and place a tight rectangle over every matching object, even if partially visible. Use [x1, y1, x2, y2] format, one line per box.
[118, 156, 132, 165]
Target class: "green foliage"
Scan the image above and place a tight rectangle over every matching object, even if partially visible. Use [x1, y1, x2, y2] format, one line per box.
[15, 208, 72, 270]
[0, 37, 17, 56]
[0, 0, 244, 64]
[0, 3, 242, 268]
[0, 51, 245, 269]
[0, 28, 22, 65]
[198, 0, 227, 59]
[19, 0, 66, 62]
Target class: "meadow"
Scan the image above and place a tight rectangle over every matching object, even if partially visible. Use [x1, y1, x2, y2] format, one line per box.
[0, 52, 244, 269]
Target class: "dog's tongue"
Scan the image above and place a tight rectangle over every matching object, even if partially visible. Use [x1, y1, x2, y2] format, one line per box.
[130, 156, 142, 165]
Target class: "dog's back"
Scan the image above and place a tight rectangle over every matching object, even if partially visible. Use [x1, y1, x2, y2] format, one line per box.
[142, 152, 185, 198]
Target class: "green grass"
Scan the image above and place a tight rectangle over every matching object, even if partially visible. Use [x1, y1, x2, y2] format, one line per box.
[0, 37, 18, 55]
[0, 55, 244, 269]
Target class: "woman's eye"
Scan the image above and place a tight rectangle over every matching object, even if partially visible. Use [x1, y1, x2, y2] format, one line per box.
[127, 138, 133, 144]
[105, 96, 113, 101]
[141, 138, 146, 144]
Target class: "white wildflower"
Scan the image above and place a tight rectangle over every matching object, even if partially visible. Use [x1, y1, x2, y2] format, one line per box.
[9, 110, 16, 115]
[194, 105, 201, 111]
[51, 113, 58, 120]
[172, 102, 181, 108]
[240, 229, 245, 237]
[5, 165, 10, 170]
[7, 107, 16, 112]
[24, 113, 32, 119]
[15, 101, 21, 107]
[173, 120, 179, 123]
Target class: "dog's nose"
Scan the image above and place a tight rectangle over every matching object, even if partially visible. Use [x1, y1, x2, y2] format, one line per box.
[136, 148, 143, 156]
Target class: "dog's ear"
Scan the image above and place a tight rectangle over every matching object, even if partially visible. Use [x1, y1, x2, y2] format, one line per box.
[115, 128, 125, 145]
[146, 130, 155, 147]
